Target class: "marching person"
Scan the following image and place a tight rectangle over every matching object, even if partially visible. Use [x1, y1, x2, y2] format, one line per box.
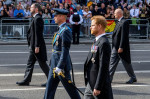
[84, 15, 113, 99]
[109, 8, 137, 84]
[69, 9, 83, 44]
[44, 8, 81, 99]
[16, 3, 49, 87]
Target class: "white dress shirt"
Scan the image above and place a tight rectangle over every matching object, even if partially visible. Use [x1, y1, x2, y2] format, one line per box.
[33, 13, 38, 17]
[118, 16, 123, 22]
[130, 8, 139, 18]
[95, 33, 106, 41]
[69, 12, 83, 24]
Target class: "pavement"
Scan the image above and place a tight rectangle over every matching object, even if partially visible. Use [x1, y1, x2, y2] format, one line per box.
[0, 36, 150, 45]
[1, 44, 150, 99]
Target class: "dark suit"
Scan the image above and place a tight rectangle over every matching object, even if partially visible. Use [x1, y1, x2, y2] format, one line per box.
[109, 18, 136, 81]
[24, 14, 49, 82]
[44, 23, 81, 99]
[84, 35, 113, 99]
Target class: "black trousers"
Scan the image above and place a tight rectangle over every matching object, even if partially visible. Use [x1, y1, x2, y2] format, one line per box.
[109, 47, 136, 82]
[72, 24, 80, 44]
[23, 50, 49, 82]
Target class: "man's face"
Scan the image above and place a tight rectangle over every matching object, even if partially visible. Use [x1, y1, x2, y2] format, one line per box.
[133, 5, 136, 9]
[17, 5, 20, 10]
[95, 6, 98, 10]
[30, 4, 35, 15]
[76, 6, 80, 10]
[59, 4, 63, 9]
[54, 14, 62, 24]
[114, 10, 119, 19]
[90, 20, 99, 36]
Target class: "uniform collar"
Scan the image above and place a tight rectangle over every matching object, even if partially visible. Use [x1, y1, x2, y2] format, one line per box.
[95, 33, 105, 41]
[59, 22, 66, 28]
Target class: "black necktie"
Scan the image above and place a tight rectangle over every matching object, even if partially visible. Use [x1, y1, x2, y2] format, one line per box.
[133, 9, 135, 15]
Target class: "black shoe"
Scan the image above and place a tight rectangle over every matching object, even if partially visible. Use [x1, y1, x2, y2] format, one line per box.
[16, 81, 29, 86]
[126, 78, 137, 84]
[41, 83, 47, 87]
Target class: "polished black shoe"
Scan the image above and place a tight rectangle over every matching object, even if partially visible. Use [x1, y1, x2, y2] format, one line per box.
[126, 78, 137, 84]
[41, 83, 47, 87]
[16, 81, 29, 86]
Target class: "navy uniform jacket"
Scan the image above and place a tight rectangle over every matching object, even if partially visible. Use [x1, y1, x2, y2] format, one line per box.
[50, 23, 72, 71]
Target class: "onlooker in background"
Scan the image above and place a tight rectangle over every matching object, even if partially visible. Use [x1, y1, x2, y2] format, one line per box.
[97, 0, 105, 7]
[0, 9, 9, 18]
[92, 5, 100, 16]
[32, 0, 36, 3]
[69, 9, 83, 44]
[127, 4, 132, 10]
[139, 5, 147, 20]
[2, 0, 13, 5]
[99, 3, 106, 16]
[76, 0, 81, 5]
[0, 1, 4, 17]
[59, 3, 64, 9]
[43, 0, 49, 4]
[36, 0, 45, 6]
[3, 4, 9, 16]
[65, 0, 72, 5]
[122, 2, 128, 8]
[3, 4, 8, 11]
[8, 5, 14, 17]
[105, 0, 113, 6]
[42, 8, 51, 35]
[58, 0, 65, 5]
[67, 6, 73, 17]
[83, 6, 92, 35]
[19, 1, 27, 10]
[14, 5, 25, 18]
[49, 8, 56, 35]
[76, 4, 83, 16]
[139, 4, 148, 36]
[24, 4, 31, 18]
[145, 0, 150, 23]
[123, 7, 130, 19]
[130, 4, 139, 18]
[42, 5, 46, 14]
[130, 4, 140, 28]
[46, 3, 50, 10]
[105, 7, 114, 19]
[89, 5, 93, 11]
[1, 9, 9, 36]
[50, 0, 56, 7]
[114, 0, 120, 8]
[111, 5, 115, 13]
[64, 3, 69, 10]
[138, 1, 143, 9]
[25, 0, 32, 6]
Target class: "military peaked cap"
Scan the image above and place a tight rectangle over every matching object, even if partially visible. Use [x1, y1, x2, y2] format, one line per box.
[53, 8, 69, 16]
